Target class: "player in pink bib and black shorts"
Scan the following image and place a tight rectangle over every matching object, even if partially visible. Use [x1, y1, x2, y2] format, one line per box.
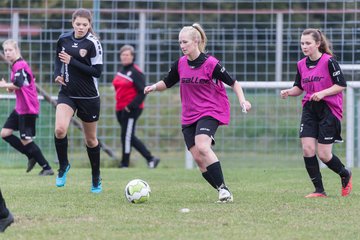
[145, 23, 251, 203]
[280, 28, 352, 198]
[0, 39, 54, 176]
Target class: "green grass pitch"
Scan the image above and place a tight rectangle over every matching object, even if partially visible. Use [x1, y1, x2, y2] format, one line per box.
[0, 166, 358, 239]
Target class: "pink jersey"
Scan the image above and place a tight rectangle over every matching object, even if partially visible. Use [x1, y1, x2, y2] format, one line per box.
[11, 59, 39, 114]
[297, 53, 343, 120]
[178, 55, 230, 125]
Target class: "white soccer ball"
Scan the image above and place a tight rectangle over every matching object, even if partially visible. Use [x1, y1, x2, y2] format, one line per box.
[124, 179, 151, 203]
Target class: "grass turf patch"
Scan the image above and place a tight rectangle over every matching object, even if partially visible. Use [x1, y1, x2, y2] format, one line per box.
[0, 167, 358, 239]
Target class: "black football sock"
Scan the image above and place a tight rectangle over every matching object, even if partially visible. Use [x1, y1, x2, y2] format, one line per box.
[54, 135, 69, 170]
[202, 171, 217, 189]
[304, 156, 324, 193]
[87, 144, 101, 179]
[0, 190, 9, 219]
[121, 153, 130, 167]
[24, 142, 51, 170]
[324, 154, 349, 178]
[2, 135, 28, 157]
[206, 161, 225, 189]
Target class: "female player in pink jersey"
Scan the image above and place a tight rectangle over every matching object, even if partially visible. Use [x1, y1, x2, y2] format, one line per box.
[0, 39, 54, 176]
[145, 23, 251, 203]
[280, 28, 352, 198]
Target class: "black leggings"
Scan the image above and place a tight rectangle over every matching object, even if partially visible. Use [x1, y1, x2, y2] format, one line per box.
[116, 108, 152, 167]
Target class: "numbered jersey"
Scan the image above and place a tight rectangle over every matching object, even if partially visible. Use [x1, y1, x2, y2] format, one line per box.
[54, 31, 103, 99]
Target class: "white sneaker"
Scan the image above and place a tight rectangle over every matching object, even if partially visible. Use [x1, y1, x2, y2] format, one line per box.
[217, 187, 233, 203]
[148, 157, 160, 169]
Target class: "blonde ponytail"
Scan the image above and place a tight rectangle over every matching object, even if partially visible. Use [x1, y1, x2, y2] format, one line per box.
[179, 23, 208, 53]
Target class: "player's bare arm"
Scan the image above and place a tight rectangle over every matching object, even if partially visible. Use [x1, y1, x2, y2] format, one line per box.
[0, 78, 19, 91]
[54, 75, 66, 86]
[310, 84, 346, 101]
[280, 86, 303, 99]
[232, 81, 251, 112]
[144, 80, 167, 94]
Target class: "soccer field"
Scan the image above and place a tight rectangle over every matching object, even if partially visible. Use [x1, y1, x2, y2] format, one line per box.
[0, 167, 358, 239]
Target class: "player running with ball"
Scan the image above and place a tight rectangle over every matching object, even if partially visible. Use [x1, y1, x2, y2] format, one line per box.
[145, 23, 251, 203]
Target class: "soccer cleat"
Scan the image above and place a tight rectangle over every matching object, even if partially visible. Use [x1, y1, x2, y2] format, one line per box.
[305, 192, 327, 198]
[148, 157, 160, 169]
[0, 212, 14, 232]
[26, 157, 36, 173]
[56, 164, 71, 187]
[341, 170, 352, 197]
[217, 187, 233, 203]
[38, 169, 54, 176]
[91, 177, 102, 193]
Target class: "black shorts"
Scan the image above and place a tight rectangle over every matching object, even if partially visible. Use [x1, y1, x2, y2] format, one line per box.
[3, 110, 37, 140]
[300, 101, 342, 144]
[182, 116, 219, 150]
[57, 93, 100, 122]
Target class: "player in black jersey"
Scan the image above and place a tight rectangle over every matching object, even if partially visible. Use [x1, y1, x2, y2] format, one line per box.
[53, 8, 103, 193]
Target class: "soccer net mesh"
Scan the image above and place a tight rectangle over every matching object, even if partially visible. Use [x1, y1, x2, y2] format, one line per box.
[0, 1, 359, 168]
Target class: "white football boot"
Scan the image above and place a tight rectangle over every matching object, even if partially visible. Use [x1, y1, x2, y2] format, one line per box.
[217, 187, 233, 203]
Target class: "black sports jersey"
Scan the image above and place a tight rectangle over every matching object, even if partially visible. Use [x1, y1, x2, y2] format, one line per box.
[294, 56, 346, 89]
[163, 53, 236, 88]
[54, 31, 103, 99]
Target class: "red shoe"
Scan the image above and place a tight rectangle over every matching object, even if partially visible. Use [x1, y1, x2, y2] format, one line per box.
[305, 192, 327, 198]
[341, 171, 352, 197]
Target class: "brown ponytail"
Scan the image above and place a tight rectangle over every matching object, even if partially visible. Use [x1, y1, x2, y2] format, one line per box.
[302, 28, 333, 56]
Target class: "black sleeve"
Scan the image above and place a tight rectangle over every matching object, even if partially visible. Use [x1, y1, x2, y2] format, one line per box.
[127, 70, 146, 109]
[54, 39, 63, 78]
[293, 68, 303, 90]
[211, 62, 236, 86]
[13, 69, 31, 88]
[69, 58, 103, 78]
[328, 57, 347, 87]
[163, 60, 180, 88]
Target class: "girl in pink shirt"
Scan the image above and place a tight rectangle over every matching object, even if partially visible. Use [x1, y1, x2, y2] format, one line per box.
[280, 29, 352, 198]
[0, 39, 53, 176]
[145, 23, 251, 203]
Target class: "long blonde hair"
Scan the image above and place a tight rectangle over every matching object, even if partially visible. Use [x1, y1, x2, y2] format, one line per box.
[179, 23, 208, 53]
[302, 28, 333, 56]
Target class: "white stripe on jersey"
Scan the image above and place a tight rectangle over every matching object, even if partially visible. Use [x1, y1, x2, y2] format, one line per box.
[116, 72, 134, 82]
[93, 76, 99, 97]
[329, 59, 341, 83]
[86, 33, 103, 65]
